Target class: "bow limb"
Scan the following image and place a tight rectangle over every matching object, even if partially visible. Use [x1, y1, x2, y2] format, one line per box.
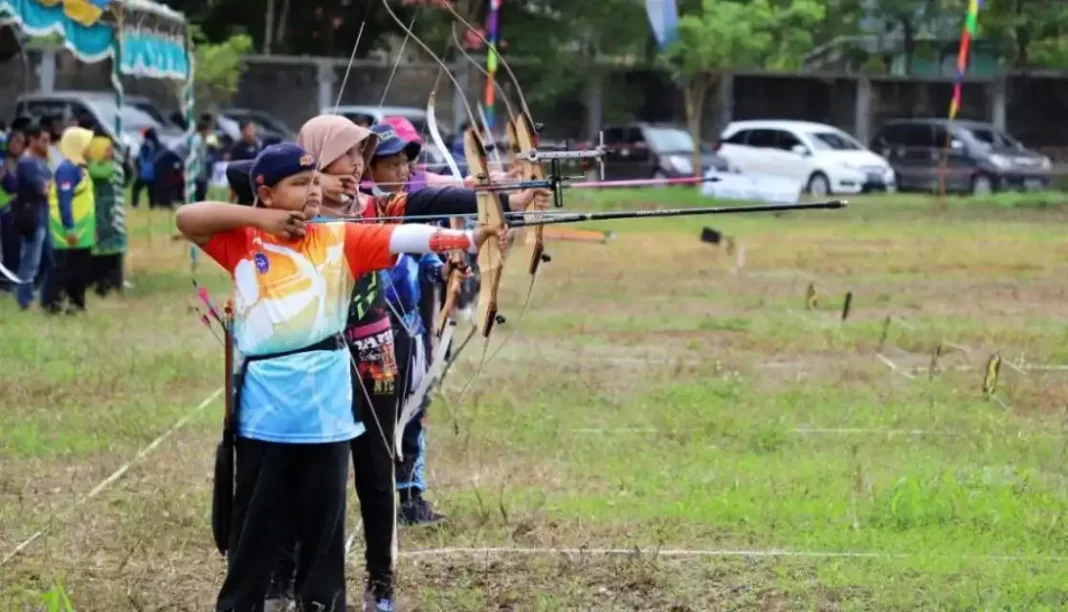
[449, 126, 509, 408]
[427, 88, 464, 182]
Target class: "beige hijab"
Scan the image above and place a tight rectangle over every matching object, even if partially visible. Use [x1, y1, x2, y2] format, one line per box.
[297, 114, 378, 174]
[297, 114, 378, 215]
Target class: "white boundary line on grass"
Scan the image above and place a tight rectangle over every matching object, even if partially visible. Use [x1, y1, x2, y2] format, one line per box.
[1, 387, 224, 566]
[400, 546, 1064, 563]
[573, 427, 1068, 439]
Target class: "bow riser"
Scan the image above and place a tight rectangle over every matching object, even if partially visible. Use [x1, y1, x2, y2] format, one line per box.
[509, 113, 552, 277]
[463, 127, 508, 339]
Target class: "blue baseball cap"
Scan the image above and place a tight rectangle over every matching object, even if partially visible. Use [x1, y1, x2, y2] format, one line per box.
[250, 142, 317, 189]
[226, 160, 255, 205]
[371, 124, 421, 161]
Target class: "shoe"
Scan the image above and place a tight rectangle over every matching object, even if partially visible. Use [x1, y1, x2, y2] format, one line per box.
[398, 498, 445, 526]
[263, 598, 294, 612]
[366, 597, 395, 612]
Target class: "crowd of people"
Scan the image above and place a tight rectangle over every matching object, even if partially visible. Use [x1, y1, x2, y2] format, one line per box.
[178, 113, 548, 612]
[0, 110, 275, 313]
[0, 117, 124, 312]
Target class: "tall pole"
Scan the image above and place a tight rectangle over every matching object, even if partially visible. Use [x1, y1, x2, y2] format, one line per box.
[938, 0, 982, 202]
[483, 0, 502, 129]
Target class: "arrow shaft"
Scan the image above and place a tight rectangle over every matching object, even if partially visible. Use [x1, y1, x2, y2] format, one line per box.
[507, 201, 847, 227]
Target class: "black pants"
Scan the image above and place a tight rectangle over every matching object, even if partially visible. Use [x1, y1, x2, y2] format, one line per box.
[195, 178, 209, 202]
[349, 331, 400, 600]
[132, 178, 157, 208]
[216, 438, 349, 612]
[42, 247, 90, 313]
[91, 253, 123, 297]
[270, 329, 400, 601]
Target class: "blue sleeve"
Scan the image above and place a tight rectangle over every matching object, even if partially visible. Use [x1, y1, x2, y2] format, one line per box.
[419, 253, 444, 284]
[18, 159, 48, 196]
[1, 168, 16, 194]
[55, 163, 81, 229]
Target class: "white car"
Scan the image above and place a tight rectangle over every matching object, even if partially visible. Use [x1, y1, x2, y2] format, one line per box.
[717, 120, 895, 196]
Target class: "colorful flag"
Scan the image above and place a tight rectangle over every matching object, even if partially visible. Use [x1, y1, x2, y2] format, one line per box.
[948, 0, 982, 121]
[483, 0, 502, 129]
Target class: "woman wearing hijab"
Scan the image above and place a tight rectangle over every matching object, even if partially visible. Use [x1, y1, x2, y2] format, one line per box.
[43, 126, 95, 314]
[85, 131, 124, 296]
[263, 115, 548, 612]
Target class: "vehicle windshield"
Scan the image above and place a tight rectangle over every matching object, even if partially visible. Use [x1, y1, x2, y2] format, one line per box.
[968, 127, 1022, 149]
[645, 127, 707, 153]
[131, 102, 167, 126]
[93, 100, 162, 132]
[808, 131, 864, 151]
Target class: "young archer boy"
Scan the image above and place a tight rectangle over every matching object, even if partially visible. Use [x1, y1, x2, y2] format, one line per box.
[175, 143, 501, 611]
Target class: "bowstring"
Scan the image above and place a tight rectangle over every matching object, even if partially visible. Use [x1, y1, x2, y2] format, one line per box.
[299, 0, 398, 461]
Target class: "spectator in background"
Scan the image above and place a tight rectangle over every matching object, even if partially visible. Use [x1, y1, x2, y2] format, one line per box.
[191, 118, 213, 201]
[132, 128, 161, 208]
[44, 115, 65, 168]
[12, 123, 53, 310]
[0, 121, 23, 291]
[43, 127, 96, 315]
[86, 131, 123, 297]
[228, 120, 261, 162]
[449, 121, 470, 159]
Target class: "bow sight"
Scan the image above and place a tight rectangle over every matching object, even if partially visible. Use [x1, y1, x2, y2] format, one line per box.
[510, 131, 608, 208]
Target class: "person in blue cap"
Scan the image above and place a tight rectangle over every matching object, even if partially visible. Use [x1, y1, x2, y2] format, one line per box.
[175, 142, 504, 612]
[225, 160, 255, 205]
[368, 123, 449, 527]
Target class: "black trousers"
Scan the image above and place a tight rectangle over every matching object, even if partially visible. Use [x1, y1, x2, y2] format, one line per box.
[195, 178, 209, 202]
[91, 253, 123, 297]
[216, 438, 349, 612]
[349, 331, 400, 600]
[270, 329, 400, 601]
[132, 178, 157, 208]
[42, 247, 90, 313]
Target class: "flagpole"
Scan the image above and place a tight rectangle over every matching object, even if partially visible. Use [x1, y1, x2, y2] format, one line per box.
[483, 0, 502, 129]
[938, 0, 983, 201]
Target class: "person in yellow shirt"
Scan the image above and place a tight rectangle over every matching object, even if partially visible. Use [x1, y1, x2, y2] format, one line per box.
[43, 126, 96, 314]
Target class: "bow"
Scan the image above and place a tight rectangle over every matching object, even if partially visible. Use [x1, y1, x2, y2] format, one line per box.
[379, 0, 515, 405]
[393, 80, 471, 459]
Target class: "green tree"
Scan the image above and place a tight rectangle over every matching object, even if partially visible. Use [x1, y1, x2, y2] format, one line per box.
[662, 0, 825, 177]
[189, 27, 254, 112]
[979, 0, 1068, 67]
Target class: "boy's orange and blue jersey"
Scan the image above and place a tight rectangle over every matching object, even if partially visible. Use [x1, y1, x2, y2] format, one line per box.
[202, 222, 397, 444]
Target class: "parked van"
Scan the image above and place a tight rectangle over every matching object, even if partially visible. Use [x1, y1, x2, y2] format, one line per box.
[870, 118, 1052, 194]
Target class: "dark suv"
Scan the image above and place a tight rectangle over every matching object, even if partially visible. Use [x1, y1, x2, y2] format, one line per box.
[597, 123, 730, 181]
[870, 119, 1052, 194]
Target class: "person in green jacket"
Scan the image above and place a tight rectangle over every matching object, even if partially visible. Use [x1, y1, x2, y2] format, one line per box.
[86, 133, 124, 296]
[43, 127, 95, 314]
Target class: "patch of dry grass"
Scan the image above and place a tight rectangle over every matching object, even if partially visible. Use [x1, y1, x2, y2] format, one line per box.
[3, 193, 1068, 609]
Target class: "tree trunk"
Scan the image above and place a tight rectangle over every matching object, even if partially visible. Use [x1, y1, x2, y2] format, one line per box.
[901, 17, 915, 75]
[275, 0, 291, 52]
[264, 0, 276, 55]
[1013, 0, 1030, 66]
[684, 74, 712, 182]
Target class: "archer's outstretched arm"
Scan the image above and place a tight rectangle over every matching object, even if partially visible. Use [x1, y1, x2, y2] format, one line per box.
[176, 201, 306, 245]
[343, 224, 503, 277]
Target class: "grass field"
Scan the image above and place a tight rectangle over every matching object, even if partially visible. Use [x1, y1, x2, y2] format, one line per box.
[3, 190, 1068, 610]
